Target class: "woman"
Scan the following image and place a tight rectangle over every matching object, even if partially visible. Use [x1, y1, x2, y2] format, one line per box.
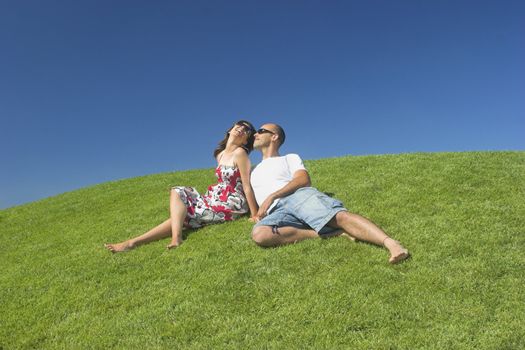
[105, 120, 259, 252]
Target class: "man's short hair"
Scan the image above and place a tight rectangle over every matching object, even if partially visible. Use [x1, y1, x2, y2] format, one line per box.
[273, 124, 286, 146]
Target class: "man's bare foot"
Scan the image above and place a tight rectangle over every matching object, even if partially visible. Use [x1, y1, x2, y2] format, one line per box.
[104, 241, 134, 253]
[166, 237, 182, 250]
[384, 237, 410, 264]
[340, 232, 357, 242]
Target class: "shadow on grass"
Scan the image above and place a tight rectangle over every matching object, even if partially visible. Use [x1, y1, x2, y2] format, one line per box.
[181, 227, 198, 240]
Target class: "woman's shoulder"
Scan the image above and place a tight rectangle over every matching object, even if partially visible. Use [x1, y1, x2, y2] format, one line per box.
[215, 150, 225, 163]
[233, 147, 249, 159]
[216, 147, 249, 168]
[233, 147, 250, 167]
[233, 146, 247, 154]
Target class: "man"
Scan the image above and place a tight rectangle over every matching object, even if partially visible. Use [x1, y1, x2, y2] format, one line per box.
[250, 123, 409, 264]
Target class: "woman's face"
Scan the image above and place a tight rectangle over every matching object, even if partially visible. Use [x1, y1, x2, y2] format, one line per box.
[229, 122, 253, 145]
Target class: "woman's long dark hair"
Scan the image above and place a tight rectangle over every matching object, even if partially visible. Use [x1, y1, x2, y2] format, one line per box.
[213, 120, 256, 158]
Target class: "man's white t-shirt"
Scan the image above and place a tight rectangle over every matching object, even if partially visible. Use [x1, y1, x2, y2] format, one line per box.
[251, 154, 306, 211]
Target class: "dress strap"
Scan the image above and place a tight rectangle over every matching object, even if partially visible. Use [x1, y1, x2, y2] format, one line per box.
[217, 151, 236, 168]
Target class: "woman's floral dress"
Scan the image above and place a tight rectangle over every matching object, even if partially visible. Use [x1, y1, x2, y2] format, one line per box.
[172, 165, 248, 228]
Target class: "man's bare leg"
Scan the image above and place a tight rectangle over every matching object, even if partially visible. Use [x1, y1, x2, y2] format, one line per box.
[328, 211, 409, 264]
[251, 225, 319, 247]
[105, 218, 172, 253]
[250, 211, 408, 263]
[167, 189, 187, 249]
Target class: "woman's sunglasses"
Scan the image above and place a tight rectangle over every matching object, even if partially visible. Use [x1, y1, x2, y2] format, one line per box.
[235, 122, 255, 135]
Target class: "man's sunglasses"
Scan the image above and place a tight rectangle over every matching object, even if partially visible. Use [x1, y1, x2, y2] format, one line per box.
[256, 128, 275, 135]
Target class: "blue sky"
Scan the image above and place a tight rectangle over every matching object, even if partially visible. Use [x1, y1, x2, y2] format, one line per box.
[1, 0, 524, 210]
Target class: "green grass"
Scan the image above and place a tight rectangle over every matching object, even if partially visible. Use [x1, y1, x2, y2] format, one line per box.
[1, 151, 524, 349]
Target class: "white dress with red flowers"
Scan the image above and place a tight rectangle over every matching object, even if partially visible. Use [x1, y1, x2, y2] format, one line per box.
[172, 165, 248, 228]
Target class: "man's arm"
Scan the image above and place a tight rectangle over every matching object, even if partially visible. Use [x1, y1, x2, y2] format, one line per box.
[255, 169, 311, 220]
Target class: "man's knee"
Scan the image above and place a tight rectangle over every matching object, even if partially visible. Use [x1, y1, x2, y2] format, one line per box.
[330, 210, 355, 227]
[251, 226, 274, 247]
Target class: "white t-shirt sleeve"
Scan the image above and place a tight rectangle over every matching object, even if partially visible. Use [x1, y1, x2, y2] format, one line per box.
[250, 153, 308, 208]
[285, 154, 306, 176]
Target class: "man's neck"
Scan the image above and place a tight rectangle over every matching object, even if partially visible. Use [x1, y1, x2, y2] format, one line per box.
[261, 145, 280, 160]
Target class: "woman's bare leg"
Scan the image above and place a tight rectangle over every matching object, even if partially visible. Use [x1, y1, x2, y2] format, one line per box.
[105, 218, 172, 253]
[167, 189, 187, 249]
[105, 190, 188, 252]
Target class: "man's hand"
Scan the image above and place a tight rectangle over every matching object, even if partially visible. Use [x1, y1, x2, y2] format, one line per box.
[256, 195, 275, 219]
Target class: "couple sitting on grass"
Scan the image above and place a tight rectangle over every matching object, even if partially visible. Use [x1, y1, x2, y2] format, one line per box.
[105, 120, 409, 264]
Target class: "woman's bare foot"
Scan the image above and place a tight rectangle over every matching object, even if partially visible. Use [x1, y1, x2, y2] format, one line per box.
[104, 241, 134, 253]
[383, 237, 410, 264]
[166, 237, 182, 250]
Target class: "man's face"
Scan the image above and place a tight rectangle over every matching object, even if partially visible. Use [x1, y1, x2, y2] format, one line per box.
[253, 124, 278, 149]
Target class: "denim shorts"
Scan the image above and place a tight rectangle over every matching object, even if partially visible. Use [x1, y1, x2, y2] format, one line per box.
[255, 187, 347, 235]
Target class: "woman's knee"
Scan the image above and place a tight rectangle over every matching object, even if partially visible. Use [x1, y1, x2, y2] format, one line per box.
[170, 189, 187, 213]
[170, 189, 184, 204]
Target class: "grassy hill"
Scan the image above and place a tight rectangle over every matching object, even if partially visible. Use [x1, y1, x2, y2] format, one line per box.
[1, 151, 524, 349]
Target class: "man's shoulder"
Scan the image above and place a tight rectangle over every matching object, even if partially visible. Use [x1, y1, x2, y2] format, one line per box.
[284, 154, 306, 172]
[284, 153, 303, 161]
[253, 154, 304, 168]
[284, 153, 304, 163]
